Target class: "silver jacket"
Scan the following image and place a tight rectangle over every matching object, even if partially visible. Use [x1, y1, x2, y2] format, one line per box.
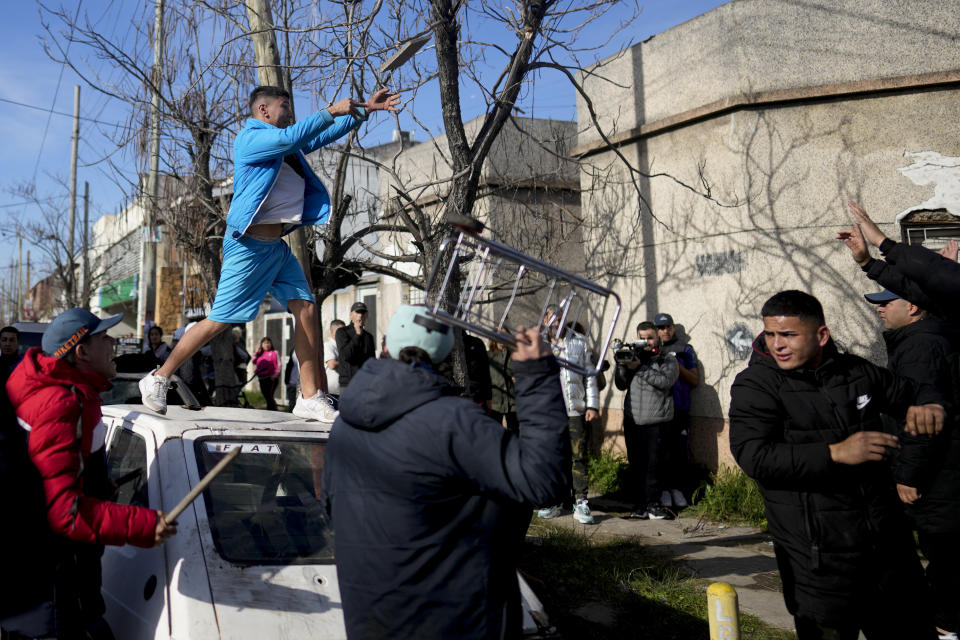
[552, 333, 599, 417]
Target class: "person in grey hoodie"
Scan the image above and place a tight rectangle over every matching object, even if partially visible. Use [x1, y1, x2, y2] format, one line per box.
[323, 305, 570, 640]
[614, 321, 679, 519]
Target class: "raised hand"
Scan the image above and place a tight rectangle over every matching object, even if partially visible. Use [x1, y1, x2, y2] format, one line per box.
[939, 239, 959, 262]
[836, 222, 871, 266]
[847, 200, 888, 248]
[511, 326, 552, 362]
[365, 88, 401, 113]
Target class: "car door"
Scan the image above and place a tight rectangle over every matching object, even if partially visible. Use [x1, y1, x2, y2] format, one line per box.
[100, 419, 169, 639]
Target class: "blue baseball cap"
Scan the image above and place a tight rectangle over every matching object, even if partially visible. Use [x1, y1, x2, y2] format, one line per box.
[385, 305, 454, 364]
[653, 313, 674, 327]
[863, 289, 901, 304]
[43, 308, 123, 359]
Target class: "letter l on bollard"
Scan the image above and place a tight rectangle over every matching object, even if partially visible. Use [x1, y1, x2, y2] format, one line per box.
[707, 582, 740, 640]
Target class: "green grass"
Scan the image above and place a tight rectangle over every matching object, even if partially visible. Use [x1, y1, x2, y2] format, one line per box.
[243, 390, 266, 409]
[521, 521, 794, 639]
[687, 466, 768, 529]
[587, 448, 629, 496]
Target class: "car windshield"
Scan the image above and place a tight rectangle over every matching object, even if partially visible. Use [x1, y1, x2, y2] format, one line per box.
[194, 438, 333, 565]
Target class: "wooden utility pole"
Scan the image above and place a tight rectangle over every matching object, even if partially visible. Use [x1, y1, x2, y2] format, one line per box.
[244, 0, 312, 288]
[82, 181, 90, 309]
[68, 84, 79, 308]
[25, 250, 31, 320]
[138, 0, 164, 336]
[15, 232, 22, 323]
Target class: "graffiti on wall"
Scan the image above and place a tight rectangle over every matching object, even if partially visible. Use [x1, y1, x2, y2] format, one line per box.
[726, 323, 754, 360]
[695, 250, 745, 277]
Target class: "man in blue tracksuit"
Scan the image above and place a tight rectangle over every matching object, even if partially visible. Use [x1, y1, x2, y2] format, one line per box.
[140, 85, 398, 421]
[323, 306, 571, 639]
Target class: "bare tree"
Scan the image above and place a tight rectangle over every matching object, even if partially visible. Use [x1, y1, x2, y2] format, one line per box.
[38, 0, 253, 403]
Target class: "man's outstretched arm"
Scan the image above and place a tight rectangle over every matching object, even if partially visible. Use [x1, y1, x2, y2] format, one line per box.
[303, 89, 401, 153]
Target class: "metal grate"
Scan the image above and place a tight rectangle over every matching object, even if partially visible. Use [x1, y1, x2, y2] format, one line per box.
[423, 229, 621, 377]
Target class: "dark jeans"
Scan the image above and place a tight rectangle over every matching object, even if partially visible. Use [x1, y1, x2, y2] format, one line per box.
[569, 414, 590, 501]
[623, 414, 668, 510]
[258, 375, 278, 411]
[489, 410, 519, 435]
[919, 530, 960, 633]
[286, 384, 298, 412]
[659, 409, 689, 488]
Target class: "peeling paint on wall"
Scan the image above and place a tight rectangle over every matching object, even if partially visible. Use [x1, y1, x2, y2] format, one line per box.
[895, 151, 960, 221]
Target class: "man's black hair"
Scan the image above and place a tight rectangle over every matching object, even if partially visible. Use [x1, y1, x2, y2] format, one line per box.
[398, 346, 432, 366]
[760, 290, 826, 326]
[0, 326, 19, 338]
[330, 319, 345, 329]
[636, 321, 656, 334]
[248, 86, 290, 115]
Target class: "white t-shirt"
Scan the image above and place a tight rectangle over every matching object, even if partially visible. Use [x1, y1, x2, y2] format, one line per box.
[254, 161, 305, 225]
[324, 338, 341, 395]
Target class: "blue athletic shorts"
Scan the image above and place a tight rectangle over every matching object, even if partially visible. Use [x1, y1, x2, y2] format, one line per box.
[208, 232, 314, 323]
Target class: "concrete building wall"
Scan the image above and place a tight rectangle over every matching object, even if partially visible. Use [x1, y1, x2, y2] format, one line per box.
[578, 0, 960, 470]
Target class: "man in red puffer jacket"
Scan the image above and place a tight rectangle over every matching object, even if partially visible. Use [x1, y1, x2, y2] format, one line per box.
[3, 309, 177, 640]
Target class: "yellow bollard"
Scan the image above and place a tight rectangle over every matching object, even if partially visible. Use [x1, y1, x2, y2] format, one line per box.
[707, 582, 740, 640]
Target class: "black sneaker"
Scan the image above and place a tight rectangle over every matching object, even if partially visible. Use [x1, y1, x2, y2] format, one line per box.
[646, 504, 673, 520]
[628, 510, 649, 519]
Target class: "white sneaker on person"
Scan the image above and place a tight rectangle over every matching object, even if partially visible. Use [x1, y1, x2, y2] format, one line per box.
[537, 505, 562, 519]
[938, 632, 958, 640]
[670, 489, 688, 509]
[660, 490, 673, 508]
[139, 370, 170, 414]
[573, 498, 595, 524]
[292, 391, 339, 424]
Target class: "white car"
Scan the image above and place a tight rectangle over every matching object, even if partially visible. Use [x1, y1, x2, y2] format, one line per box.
[98, 404, 553, 639]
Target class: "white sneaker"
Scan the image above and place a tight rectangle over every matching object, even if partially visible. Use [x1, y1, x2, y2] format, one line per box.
[573, 498, 595, 524]
[139, 370, 170, 414]
[938, 632, 958, 640]
[660, 490, 673, 508]
[671, 489, 688, 509]
[292, 391, 339, 424]
[537, 505, 561, 519]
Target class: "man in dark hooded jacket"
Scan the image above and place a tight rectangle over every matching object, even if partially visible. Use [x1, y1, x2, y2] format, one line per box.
[864, 288, 960, 639]
[729, 290, 945, 640]
[839, 199, 960, 327]
[323, 305, 570, 640]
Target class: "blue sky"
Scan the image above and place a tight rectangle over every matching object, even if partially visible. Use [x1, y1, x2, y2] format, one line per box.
[0, 0, 730, 300]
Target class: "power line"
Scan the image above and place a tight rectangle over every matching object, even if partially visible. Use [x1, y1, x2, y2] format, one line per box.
[0, 96, 119, 129]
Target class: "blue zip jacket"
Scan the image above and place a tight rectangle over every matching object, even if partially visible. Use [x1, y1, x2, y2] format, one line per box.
[226, 108, 365, 238]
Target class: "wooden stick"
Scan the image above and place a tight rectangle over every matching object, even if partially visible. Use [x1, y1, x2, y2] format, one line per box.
[166, 447, 241, 524]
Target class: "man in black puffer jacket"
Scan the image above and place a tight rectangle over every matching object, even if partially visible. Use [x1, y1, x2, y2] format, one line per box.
[323, 305, 570, 640]
[729, 290, 945, 640]
[865, 288, 960, 639]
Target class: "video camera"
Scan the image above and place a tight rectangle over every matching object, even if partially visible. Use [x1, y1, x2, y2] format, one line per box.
[611, 338, 658, 364]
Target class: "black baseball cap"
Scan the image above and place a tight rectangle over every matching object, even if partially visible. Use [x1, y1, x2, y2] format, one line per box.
[350, 301, 368, 313]
[863, 289, 901, 304]
[43, 308, 123, 359]
[653, 313, 674, 327]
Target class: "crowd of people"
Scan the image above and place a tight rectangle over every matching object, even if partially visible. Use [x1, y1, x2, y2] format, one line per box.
[1, 77, 956, 640]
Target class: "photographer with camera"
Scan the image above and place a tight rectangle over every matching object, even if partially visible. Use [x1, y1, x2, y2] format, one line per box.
[614, 321, 679, 519]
